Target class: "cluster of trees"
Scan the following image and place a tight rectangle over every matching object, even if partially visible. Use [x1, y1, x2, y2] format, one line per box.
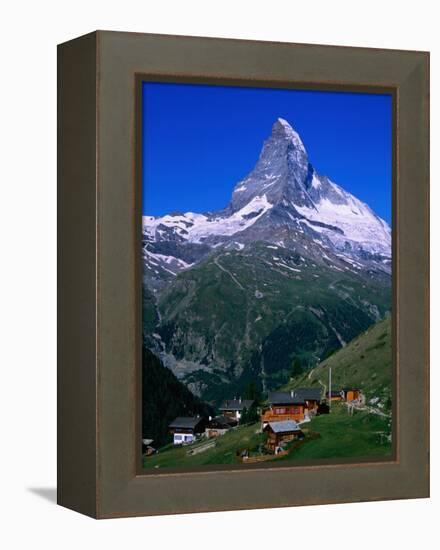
[291, 357, 303, 378]
[240, 403, 260, 424]
[142, 347, 214, 447]
[239, 381, 261, 424]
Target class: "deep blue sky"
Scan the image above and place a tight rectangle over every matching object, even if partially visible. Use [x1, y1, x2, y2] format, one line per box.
[142, 82, 392, 223]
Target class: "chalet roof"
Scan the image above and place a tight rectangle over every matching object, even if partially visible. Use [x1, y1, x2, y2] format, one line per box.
[294, 388, 322, 401]
[215, 415, 237, 425]
[267, 391, 305, 405]
[168, 416, 204, 430]
[326, 390, 343, 396]
[219, 399, 254, 411]
[266, 420, 301, 434]
[206, 415, 236, 429]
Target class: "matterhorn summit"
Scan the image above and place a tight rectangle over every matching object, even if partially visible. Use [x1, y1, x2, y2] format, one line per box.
[230, 118, 312, 212]
[143, 118, 391, 287]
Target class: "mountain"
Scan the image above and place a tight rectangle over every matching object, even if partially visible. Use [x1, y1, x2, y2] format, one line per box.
[142, 118, 392, 403]
[142, 347, 214, 447]
[283, 316, 392, 410]
[143, 118, 391, 289]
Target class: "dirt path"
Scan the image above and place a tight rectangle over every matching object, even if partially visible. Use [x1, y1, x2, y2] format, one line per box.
[317, 378, 327, 396]
[214, 255, 245, 290]
[348, 402, 391, 418]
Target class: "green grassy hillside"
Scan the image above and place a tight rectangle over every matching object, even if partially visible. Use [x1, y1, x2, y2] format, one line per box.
[284, 316, 392, 409]
[279, 403, 392, 461]
[143, 422, 264, 469]
[143, 403, 392, 470]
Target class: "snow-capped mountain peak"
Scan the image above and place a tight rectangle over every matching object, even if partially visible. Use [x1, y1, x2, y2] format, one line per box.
[272, 117, 307, 152]
[230, 117, 310, 212]
[142, 118, 391, 286]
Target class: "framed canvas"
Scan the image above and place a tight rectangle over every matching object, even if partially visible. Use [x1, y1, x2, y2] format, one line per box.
[57, 31, 429, 518]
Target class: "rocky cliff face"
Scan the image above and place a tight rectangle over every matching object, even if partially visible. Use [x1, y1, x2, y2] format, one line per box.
[142, 118, 392, 403]
[229, 118, 312, 211]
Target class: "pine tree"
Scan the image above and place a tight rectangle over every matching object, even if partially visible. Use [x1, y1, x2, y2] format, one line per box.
[291, 357, 302, 378]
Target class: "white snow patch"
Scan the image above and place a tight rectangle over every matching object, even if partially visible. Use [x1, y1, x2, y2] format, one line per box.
[295, 181, 391, 256]
[144, 194, 273, 244]
[311, 173, 321, 189]
[276, 263, 301, 273]
[145, 249, 193, 269]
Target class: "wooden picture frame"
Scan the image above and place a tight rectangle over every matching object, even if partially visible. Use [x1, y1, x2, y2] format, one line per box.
[57, 30, 429, 518]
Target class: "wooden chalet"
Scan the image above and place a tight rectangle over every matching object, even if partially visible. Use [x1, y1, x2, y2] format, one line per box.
[325, 388, 361, 402]
[262, 391, 305, 425]
[219, 398, 255, 422]
[168, 416, 206, 445]
[205, 415, 237, 438]
[326, 389, 344, 402]
[294, 387, 321, 412]
[343, 388, 361, 402]
[264, 420, 303, 453]
[261, 389, 321, 426]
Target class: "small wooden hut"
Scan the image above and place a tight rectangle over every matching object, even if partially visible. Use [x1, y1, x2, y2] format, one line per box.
[264, 420, 303, 453]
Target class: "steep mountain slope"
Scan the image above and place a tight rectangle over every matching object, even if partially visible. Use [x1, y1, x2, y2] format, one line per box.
[284, 316, 392, 408]
[142, 118, 392, 403]
[142, 347, 214, 447]
[154, 244, 390, 401]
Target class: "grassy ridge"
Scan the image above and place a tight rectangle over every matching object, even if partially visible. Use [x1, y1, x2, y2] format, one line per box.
[279, 404, 391, 461]
[143, 422, 264, 469]
[284, 316, 392, 408]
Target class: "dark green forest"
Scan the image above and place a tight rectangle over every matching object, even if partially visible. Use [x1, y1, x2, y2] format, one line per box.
[142, 347, 214, 447]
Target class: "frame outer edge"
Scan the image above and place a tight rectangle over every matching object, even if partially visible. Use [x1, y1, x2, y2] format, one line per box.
[396, 51, 430, 497]
[57, 31, 99, 518]
[92, 32, 429, 518]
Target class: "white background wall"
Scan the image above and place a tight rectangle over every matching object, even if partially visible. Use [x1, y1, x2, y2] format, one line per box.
[0, 1, 437, 547]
